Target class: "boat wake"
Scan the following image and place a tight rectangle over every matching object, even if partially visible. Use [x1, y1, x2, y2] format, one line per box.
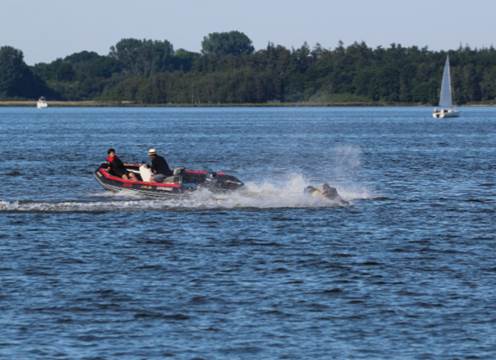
[0, 174, 375, 213]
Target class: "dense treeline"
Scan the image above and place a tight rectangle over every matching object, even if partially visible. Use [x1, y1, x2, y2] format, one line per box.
[1, 31, 496, 104]
[0, 46, 55, 99]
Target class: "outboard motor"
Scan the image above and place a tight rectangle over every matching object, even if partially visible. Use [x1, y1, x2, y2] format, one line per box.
[203, 172, 243, 191]
[213, 174, 244, 191]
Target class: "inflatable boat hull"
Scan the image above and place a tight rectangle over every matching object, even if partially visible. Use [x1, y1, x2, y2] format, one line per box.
[94, 164, 243, 197]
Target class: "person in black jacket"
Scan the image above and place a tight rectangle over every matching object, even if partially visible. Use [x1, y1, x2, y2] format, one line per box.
[148, 148, 173, 182]
[106, 148, 137, 181]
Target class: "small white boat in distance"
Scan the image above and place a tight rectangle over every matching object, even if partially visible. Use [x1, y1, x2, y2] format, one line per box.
[36, 96, 48, 109]
[433, 56, 459, 119]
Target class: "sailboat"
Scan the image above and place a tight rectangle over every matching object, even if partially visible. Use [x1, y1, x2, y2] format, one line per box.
[433, 56, 459, 119]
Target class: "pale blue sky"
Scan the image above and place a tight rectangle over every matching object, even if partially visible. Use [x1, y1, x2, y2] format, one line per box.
[1, 0, 494, 64]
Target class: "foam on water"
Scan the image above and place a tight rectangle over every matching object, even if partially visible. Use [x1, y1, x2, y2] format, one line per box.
[0, 174, 374, 213]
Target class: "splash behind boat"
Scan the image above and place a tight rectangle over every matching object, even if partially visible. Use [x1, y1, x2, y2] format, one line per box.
[95, 163, 243, 197]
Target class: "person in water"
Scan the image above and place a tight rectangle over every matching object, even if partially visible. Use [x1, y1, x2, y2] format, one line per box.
[106, 148, 137, 181]
[305, 183, 349, 205]
[148, 148, 173, 182]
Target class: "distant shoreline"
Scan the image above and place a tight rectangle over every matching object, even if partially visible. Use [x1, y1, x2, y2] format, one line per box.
[0, 100, 494, 108]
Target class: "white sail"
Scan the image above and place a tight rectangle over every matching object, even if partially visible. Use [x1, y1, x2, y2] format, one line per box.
[439, 56, 453, 108]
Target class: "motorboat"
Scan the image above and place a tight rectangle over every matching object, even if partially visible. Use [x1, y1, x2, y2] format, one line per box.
[432, 56, 459, 119]
[36, 97, 48, 109]
[94, 163, 243, 197]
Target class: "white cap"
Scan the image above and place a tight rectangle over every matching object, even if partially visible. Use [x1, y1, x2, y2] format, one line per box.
[148, 148, 157, 155]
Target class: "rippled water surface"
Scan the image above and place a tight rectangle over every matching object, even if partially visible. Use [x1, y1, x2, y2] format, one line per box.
[1, 107, 495, 359]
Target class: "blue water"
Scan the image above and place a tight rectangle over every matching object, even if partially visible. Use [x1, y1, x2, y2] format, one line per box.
[1, 107, 495, 359]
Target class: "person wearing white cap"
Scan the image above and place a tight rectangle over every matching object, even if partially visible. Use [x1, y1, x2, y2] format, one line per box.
[148, 148, 173, 182]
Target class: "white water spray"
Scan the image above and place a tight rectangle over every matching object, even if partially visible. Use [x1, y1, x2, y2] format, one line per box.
[0, 173, 375, 213]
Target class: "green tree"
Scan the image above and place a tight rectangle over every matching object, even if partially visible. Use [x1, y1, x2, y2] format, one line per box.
[56, 62, 75, 81]
[33, 51, 121, 100]
[0, 46, 52, 99]
[201, 31, 254, 56]
[480, 66, 496, 101]
[174, 49, 200, 71]
[110, 38, 174, 75]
